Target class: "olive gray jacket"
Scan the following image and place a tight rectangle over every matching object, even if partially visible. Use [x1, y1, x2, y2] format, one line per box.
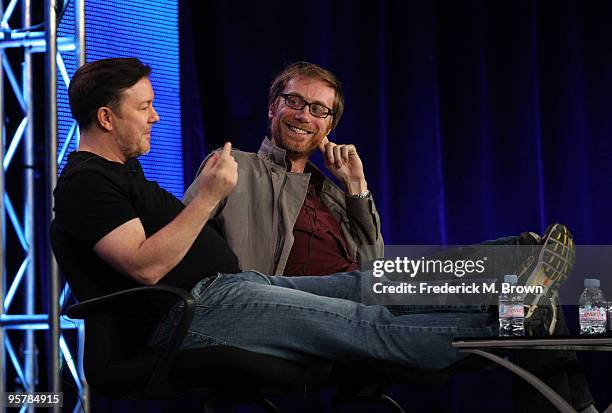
[183, 138, 384, 275]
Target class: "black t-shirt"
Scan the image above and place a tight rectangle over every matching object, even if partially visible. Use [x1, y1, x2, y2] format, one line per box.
[53, 151, 240, 297]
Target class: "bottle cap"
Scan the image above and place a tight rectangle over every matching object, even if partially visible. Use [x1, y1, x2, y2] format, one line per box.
[504, 274, 518, 284]
[584, 278, 600, 288]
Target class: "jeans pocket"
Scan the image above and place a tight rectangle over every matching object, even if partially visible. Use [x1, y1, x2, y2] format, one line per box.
[192, 273, 223, 300]
[243, 270, 272, 284]
[182, 329, 227, 349]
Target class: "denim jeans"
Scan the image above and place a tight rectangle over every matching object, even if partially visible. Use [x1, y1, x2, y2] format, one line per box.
[150, 270, 498, 371]
[149, 235, 594, 409]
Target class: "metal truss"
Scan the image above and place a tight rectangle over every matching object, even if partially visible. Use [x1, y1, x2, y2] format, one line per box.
[0, 0, 86, 412]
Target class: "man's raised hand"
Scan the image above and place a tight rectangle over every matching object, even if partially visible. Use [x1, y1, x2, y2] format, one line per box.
[319, 137, 368, 196]
[197, 142, 238, 203]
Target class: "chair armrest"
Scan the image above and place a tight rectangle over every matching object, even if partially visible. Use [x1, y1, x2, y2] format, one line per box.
[64, 285, 194, 319]
[65, 284, 197, 395]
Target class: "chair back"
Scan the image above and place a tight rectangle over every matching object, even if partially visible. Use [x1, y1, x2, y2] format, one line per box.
[50, 219, 159, 397]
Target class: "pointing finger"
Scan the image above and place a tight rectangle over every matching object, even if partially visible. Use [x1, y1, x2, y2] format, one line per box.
[221, 141, 232, 157]
[320, 136, 330, 150]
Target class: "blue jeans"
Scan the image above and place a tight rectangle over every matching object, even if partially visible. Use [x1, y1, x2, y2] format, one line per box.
[150, 270, 498, 371]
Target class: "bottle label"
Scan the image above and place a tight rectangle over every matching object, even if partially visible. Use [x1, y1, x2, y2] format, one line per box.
[579, 307, 606, 322]
[499, 304, 524, 318]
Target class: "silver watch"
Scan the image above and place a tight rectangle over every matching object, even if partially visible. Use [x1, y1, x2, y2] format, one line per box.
[347, 190, 370, 199]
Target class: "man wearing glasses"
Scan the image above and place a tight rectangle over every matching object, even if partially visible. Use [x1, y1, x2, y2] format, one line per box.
[184, 61, 383, 277]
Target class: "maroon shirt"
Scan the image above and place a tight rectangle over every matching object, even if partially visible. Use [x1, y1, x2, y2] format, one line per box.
[284, 183, 359, 276]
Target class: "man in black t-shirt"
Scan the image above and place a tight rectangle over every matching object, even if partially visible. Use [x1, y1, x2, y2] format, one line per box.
[55, 58, 241, 297]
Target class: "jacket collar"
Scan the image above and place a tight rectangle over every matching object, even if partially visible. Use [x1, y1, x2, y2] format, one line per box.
[258, 137, 288, 168]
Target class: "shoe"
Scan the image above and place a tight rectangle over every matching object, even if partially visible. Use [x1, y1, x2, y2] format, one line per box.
[518, 231, 542, 245]
[520, 223, 575, 335]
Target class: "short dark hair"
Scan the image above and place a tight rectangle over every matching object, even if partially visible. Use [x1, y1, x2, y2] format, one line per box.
[68, 57, 152, 130]
[269, 61, 344, 131]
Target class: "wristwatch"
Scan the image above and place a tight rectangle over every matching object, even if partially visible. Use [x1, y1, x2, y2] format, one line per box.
[348, 190, 370, 199]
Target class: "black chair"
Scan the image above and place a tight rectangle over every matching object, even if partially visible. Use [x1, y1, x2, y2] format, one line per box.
[50, 219, 481, 412]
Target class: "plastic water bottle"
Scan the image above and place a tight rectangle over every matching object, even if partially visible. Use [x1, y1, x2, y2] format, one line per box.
[579, 278, 607, 335]
[499, 274, 525, 337]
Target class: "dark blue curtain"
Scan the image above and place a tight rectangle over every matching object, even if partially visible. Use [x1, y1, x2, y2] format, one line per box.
[182, 0, 612, 246]
[178, 0, 612, 411]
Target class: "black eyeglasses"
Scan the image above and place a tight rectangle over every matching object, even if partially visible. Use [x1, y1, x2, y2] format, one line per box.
[277, 93, 334, 119]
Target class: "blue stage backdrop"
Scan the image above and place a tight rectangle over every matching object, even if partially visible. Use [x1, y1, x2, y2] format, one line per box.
[57, 0, 183, 197]
[182, 0, 612, 248]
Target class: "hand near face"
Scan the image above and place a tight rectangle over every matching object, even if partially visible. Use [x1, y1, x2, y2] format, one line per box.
[197, 142, 238, 203]
[319, 137, 368, 196]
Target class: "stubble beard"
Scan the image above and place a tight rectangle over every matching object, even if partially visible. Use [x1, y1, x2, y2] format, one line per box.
[116, 134, 150, 160]
[271, 123, 319, 160]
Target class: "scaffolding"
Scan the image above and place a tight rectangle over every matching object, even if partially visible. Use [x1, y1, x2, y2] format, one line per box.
[0, 0, 86, 411]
